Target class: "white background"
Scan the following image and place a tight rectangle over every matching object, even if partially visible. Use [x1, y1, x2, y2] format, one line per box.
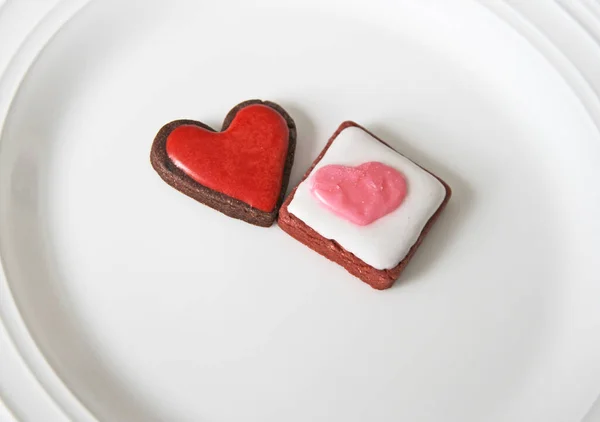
[1, 0, 600, 421]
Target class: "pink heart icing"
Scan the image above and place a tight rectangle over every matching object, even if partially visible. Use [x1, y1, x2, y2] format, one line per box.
[310, 162, 407, 226]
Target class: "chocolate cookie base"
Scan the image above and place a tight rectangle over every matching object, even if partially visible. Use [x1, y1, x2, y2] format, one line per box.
[278, 121, 451, 290]
[150, 100, 296, 227]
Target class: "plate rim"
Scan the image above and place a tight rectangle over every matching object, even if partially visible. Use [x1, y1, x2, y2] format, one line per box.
[1, 1, 600, 421]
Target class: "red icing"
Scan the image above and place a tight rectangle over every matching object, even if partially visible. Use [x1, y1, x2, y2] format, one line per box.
[166, 105, 289, 212]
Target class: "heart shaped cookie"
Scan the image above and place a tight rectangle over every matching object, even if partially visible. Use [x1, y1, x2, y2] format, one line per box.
[311, 162, 407, 226]
[150, 100, 296, 227]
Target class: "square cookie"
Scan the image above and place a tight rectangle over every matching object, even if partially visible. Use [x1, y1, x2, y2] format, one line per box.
[278, 121, 451, 290]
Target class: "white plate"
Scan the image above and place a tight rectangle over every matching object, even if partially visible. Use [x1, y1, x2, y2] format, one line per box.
[1, 0, 600, 421]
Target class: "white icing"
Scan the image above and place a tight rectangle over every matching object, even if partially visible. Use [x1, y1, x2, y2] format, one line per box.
[287, 126, 446, 270]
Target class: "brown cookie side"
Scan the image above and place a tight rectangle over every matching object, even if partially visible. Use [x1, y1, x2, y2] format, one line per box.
[277, 121, 451, 289]
[150, 100, 296, 227]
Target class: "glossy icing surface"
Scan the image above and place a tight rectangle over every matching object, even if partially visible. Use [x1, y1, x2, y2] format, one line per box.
[288, 126, 446, 270]
[166, 105, 289, 212]
[311, 162, 407, 226]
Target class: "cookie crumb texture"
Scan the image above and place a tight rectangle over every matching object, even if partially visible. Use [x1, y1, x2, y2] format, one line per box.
[278, 121, 451, 290]
[150, 100, 296, 227]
